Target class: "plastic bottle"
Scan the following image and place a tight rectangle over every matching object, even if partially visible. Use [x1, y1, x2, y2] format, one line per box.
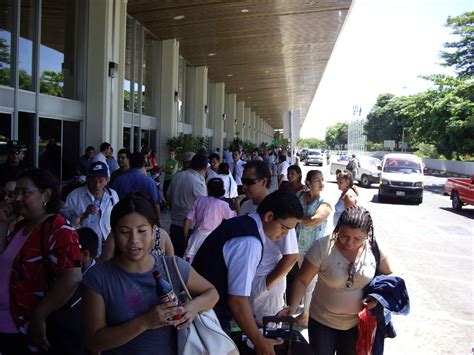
[152, 271, 181, 320]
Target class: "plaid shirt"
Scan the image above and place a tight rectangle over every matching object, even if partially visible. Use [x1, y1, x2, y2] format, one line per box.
[7, 215, 81, 337]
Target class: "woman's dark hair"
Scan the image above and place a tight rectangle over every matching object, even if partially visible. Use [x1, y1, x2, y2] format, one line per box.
[207, 178, 225, 198]
[218, 162, 230, 175]
[305, 169, 323, 183]
[257, 190, 303, 220]
[208, 153, 220, 162]
[243, 160, 272, 188]
[288, 164, 302, 183]
[122, 192, 161, 228]
[337, 170, 359, 196]
[110, 195, 158, 231]
[333, 205, 373, 240]
[18, 168, 61, 214]
[77, 227, 99, 259]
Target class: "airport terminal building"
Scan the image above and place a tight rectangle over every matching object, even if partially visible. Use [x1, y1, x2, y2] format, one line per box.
[0, 0, 350, 180]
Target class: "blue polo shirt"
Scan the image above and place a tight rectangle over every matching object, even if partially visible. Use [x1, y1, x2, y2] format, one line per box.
[111, 168, 161, 203]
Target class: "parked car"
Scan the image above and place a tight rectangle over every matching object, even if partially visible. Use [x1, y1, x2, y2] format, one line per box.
[444, 175, 474, 210]
[305, 149, 324, 166]
[298, 148, 309, 161]
[330, 156, 381, 188]
[378, 153, 424, 204]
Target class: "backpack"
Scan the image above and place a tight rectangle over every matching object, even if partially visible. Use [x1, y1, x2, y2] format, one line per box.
[346, 159, 355, 171]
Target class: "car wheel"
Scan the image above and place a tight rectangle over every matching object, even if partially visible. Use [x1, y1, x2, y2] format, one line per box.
[359, 174, 371, 188]
[415, 197, 423, 205]
[452, 191, 462, 210]
[335, 169, 341, 175]
[378, 193, 386, 203]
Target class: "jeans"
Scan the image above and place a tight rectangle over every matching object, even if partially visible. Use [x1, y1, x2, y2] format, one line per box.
[308, 318, 358, 355]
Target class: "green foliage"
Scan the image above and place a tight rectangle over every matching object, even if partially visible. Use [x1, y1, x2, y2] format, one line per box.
[413, 143, 440, 159]
[40, 70, 64, 97]
[366, 141, 384, 151]
[166, 133, 209, 162]
[364, 94, 411, 148]
[297, 137, 325, 149]
[0, 37, 10, 67]
[324, 122, 348, 149]
[440, 11, 474, 78]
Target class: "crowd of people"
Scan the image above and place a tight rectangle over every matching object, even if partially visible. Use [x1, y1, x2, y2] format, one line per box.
[0, 139, 407, 355]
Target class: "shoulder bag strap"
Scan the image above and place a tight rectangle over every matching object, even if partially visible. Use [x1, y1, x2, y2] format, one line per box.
[161, 255, 193, 301]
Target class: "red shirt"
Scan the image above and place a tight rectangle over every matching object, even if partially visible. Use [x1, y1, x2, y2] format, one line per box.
[7, 215, 81, 335]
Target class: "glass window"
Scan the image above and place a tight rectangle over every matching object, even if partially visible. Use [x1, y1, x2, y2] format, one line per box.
[19, 1, 35, 91]
[124, 17, 133, 112]
[133, 126, 140, 152]
[142, 31, 154, 116]
[123, 127, 131, 150]
[39, 117, 61, 178]
[62, 121, 80, 180]
[40, 0, 78, 99]
[133, 30, 140, 114]
[18, 112, 34, 167]
[0, 1, 14, 87]
[0, 113, 12, 163]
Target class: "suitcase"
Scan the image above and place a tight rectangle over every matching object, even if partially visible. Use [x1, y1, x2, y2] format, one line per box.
[230, 316, 312, 355]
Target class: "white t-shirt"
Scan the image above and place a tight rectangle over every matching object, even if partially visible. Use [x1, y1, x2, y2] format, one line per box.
[238, 199, 257, 216]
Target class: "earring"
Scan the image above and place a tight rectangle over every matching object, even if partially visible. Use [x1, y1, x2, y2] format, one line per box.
[43, 201, 47, 207]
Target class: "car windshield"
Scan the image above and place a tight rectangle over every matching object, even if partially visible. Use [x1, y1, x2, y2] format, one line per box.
[308, 151, 321, 156]
[383, 158, 421, 173]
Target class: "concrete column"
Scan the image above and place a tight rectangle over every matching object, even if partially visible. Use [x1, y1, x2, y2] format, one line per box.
[159, 39, 179, 163]
[250, 112, 256, 144]
[86, 0, 127, 152]
[244, 107, 251, 142]
[225, 93, 237, 147]
[191, 66, 208, 137]
[256, 116, 261, 145]
[211, 82, 225, 154]
[236, 101, 245, 142]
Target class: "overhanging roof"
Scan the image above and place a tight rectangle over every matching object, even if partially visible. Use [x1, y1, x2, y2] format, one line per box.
[128, 0, 352, 129]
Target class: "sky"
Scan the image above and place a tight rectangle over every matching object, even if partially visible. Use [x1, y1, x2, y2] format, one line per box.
[300, 0, 473, 139]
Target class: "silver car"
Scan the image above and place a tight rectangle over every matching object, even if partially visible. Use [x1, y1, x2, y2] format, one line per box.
[304, 149, 324, 166]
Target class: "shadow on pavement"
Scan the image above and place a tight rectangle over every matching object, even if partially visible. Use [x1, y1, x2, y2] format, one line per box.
[423, 184, 446, 195]
[371, 194, 419, 206]
[440, 207, 474, 219]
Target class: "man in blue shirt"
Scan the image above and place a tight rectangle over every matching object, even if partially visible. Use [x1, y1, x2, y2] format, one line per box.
[111, 152, 161, 222]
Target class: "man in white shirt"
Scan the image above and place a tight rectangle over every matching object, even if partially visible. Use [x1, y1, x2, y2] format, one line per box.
[228, 149, 245, 194]
[192, 190, 303, 355]
[277, 154, 290, 186]
[238, 160, 299, 322]
[91, 142, 113, 177]
[65, 161, 119, 257]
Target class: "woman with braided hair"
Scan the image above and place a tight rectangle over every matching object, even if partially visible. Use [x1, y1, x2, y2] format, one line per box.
[279, 205, 393, 355]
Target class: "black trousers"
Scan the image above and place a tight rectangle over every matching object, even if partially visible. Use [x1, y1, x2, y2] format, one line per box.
[170, 224, 193, 257]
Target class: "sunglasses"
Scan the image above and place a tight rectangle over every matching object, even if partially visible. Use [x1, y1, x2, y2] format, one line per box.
[346, 262, 356, 288]
[241, 177, 262, 186]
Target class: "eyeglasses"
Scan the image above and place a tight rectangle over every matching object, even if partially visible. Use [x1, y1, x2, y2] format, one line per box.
[346, 262, 356, 288]
[12, 188, 38, 199]
[241, 177, 262, 186]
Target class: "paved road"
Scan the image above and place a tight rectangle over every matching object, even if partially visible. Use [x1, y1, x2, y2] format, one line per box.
[300, 162, 474, 354]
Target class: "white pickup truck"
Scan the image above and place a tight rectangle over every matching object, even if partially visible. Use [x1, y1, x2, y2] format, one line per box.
[330, 156, 381, 188]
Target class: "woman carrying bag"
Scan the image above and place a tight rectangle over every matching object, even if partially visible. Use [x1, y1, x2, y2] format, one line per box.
[82, 195, 220, 354]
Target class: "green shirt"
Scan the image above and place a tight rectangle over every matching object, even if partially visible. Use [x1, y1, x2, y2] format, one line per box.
[164, 158, 179, 181]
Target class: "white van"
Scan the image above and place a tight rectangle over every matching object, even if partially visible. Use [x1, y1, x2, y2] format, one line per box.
[378, 153, 424, 204]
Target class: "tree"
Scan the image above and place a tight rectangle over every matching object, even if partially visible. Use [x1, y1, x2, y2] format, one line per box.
[364, 94, 411, 147]
[40, 70, 64, 97]
[400, 75, 474, 160]
[296, 137, 325, 149]
[324, 122, 348, 149]
[440, 11, 474, 78]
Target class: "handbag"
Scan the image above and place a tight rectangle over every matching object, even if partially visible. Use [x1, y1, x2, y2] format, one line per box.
[161, 256, 240, 355]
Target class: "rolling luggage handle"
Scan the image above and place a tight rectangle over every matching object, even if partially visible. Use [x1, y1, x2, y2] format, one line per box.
[262, 316, 295, 355]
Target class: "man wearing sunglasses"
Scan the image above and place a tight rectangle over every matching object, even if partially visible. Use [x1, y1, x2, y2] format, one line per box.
[0, 140, 28, 194]
[238, 160, 300, 325]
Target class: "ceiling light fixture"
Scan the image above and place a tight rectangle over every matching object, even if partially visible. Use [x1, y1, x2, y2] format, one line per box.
[241, 9, 249, 13]
[227, 74, 233, 77]
[173, 15, 185, 20]
[239, 87, 244, 90]
[208, 53, 216, 56]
